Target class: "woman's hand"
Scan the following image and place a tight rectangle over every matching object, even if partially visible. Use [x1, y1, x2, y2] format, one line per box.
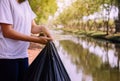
[37, 36, 53, 44]
[31, 20, 54, 42]
[0, 23, 52, 45]
[39, 25, 54, 41]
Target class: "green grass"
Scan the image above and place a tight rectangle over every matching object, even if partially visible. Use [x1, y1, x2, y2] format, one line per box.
[55, 28, 120, 43]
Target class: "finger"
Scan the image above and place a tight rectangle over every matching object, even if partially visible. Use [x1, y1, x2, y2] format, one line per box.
[47, 35, 54, 41]
[41, 40, 48, 45]
[46, 37, 53, 41]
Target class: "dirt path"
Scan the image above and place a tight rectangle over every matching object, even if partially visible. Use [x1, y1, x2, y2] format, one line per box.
[28, 42, 44, 64]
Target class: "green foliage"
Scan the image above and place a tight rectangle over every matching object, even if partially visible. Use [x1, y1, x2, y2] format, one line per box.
[54, 0, 104, 26]
[28, 0, 58, 24]
[53, 0, 119, 34]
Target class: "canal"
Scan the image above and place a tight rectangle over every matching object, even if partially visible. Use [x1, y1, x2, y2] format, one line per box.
[52, 30, 120, 81]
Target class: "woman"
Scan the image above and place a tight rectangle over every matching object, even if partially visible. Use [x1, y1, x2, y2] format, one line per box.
[0, 0, 53, 81]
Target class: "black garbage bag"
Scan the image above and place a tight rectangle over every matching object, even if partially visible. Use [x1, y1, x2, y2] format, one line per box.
[23, 41, 71, 81]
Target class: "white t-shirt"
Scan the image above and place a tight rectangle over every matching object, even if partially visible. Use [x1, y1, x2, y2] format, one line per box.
[0, 0, 36, 59]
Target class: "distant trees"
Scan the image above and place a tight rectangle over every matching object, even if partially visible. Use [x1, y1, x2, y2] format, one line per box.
[29, 0, 58, 24]
[28, 0, 120, 34]
[53, 0, 120, 34]
[114, 0, 120, 33]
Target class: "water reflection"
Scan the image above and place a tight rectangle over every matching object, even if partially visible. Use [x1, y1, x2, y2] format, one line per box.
[54, 34, 120, 81]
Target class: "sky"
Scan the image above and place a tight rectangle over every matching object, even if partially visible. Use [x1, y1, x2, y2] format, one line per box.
[83, 5, 118, 21]
[54, 0, 75, 17]
[48, 0, 75, 20]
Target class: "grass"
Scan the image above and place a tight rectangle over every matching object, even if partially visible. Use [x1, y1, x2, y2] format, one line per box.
[58, 28, 120, 44]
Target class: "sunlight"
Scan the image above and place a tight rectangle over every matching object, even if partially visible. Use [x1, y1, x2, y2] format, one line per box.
[54, 0, 76, 17]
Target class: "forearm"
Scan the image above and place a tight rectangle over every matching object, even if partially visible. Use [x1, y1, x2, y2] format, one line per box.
[3, 28, 40, 43]
[0, 23, 48, 44]
[32, 24, 52, 37]
[31, 20, 51, 36]
[31, 20, 53, 40]
[31, 25, 42, 34]
[0, 22, 53, 44]
[3, 28, 52, 44]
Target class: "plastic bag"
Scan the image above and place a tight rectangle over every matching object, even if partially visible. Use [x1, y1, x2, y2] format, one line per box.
[23, 41, 71, 81]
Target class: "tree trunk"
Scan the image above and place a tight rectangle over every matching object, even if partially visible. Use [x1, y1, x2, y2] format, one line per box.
[115, 6, 120, 33]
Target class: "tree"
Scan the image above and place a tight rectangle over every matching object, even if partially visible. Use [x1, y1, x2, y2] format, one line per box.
[114, 0, 120, 33]
[54, 0, 103, 30]
[29, 0, 58, 24]
[53, 0, 120, 34]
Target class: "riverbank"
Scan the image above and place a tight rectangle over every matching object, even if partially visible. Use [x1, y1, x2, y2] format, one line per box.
[59, 28, 120, 44]
[28, 42, 44, 64]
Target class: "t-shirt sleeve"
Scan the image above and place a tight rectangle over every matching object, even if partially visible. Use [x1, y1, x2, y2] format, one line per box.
[0, 0, 13, 24]
[30, 9, 36, 20]
[27, 1, 36, 20]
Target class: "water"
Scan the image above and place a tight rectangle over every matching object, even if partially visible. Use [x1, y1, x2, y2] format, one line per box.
[52, 30, 120, 81]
